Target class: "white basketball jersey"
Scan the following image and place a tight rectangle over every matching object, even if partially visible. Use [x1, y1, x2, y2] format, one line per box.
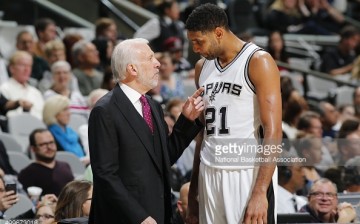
[199, 43, 262, 169]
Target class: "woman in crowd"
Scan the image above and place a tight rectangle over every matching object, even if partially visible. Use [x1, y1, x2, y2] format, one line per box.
[43, 95, 88, 164]
[55, 180, 92, 222]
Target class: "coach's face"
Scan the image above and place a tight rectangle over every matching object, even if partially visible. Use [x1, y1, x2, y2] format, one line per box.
[135, 43, 160, 92]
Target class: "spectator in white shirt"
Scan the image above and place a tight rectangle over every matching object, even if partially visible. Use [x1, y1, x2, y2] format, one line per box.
[0, 51, 44, 120]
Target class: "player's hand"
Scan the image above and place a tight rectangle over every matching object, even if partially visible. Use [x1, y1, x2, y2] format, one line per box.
[244, 192, 268, 224]
[186, 194, 199, 224]
[141, 216, 157, 224]
[182, 87, 205, 121]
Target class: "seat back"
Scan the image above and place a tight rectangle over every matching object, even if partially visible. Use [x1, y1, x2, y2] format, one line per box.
[7, 151, 32, 173]
[8, 114, 47, 151]
[68, 114, 88, 134]
[4, 193, 33, 219]
[0, 133, 23, 153]
[55, 151, 85, 179]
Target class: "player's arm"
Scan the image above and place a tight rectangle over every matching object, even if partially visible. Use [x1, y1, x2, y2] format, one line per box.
[244, 51, 282, 224]
[186, 58, 205, 224]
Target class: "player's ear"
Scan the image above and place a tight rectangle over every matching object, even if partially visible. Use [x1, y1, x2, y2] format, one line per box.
[214, 27, 224, 39]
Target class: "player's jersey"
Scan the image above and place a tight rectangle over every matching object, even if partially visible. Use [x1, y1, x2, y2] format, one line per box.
[199, 43, 262, 169]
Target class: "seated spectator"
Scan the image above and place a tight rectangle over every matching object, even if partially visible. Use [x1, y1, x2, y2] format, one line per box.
[14, 193, 58, 221]
[320, 26, 360, 76]
[43, 95, 87, 164]
[134, 0, 186, 53]
[40, 42, 79, 93]
[267, 30, 290, 72]
[72, 40, 103, 96]
[282, 90, 308, 140]
[36, 204, 55, 224]
[299, 0, 345, 34]
[266, 0, 330, 34]
[343, 156, 360, 193]
[318, 101, 339, 139]
[162, 37, 192, 77]
[43, 61, 88, 117]
[91, 38, 113, 72]
[54, 180, 92, 222]
[173, 182, 190, 224]
[18, 128, 74, 196]
[62, 34, 83, 68]
[334, 104, 356, 131]
[294, 133, 322, 193]
[337, 120, 360, 164]
[33, 18, 57, 58]
[157, 52, 185, 103]
[44, 40, 66, 66]
[16, 30, 49, 81]
[0, 176, 18, 219]
[0, 51, 44, 120]
[297, 111, 335, 171]
[299, 178, 356, 223]
[95, 17, 123, 45]
[277, 163, 307, 213]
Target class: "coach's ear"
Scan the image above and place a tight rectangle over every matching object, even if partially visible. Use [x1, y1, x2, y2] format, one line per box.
[127, 64, 138, 77]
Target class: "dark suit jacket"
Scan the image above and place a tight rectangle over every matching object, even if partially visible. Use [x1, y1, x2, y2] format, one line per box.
[88, 85, 202, 224]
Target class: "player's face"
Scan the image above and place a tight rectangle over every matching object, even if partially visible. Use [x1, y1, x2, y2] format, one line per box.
[187, 31, 220, 60]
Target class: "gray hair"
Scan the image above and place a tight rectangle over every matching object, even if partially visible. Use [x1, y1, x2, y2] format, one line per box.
[51, 60, 71, 74]
[310, 178, 338, 194]
[111, 38, 149, 82]
[71, 39, 90, 67]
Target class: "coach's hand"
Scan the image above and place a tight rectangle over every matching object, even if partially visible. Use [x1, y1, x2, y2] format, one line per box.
[141, 216, 157, 224]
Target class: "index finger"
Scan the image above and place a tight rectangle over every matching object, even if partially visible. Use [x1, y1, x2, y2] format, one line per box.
[191, 87, 204, 98]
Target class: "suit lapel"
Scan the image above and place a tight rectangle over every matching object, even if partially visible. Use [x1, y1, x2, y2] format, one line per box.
[113, 85, 162, 173]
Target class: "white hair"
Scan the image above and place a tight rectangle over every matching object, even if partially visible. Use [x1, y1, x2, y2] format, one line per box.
[111, 38, 149, 82]
[51, 60, 71, 74]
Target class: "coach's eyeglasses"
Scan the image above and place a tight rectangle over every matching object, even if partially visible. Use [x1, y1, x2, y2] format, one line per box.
[309, 191, 337, 199]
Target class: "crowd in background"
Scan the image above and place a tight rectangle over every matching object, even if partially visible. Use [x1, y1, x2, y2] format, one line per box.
[0, 0, 360, 223]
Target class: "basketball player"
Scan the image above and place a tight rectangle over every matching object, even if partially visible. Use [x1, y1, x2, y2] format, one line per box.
[185, 4, 282, 224]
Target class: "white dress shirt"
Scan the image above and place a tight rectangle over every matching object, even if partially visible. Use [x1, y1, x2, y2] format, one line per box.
[120, 83, 143, 117]
[277, 185, 308, 213]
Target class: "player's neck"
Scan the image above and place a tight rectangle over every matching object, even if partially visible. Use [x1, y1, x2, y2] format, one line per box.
[218, 37, 245, 67]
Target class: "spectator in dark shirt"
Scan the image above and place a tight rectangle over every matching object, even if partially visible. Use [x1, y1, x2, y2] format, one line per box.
[18, 128, 74, 196]
[320, 26, 360, 76]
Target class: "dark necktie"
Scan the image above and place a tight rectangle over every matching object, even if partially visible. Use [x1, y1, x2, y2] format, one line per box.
[140, 95, 154, 133]
[292, 197, 298, 212]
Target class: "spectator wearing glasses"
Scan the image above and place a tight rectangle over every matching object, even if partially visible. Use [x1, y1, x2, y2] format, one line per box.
[55, 180, 92, 223]
[300, 178, 356, 223]
[18, 128, 74, 196]
[36, 204, 55, 224]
